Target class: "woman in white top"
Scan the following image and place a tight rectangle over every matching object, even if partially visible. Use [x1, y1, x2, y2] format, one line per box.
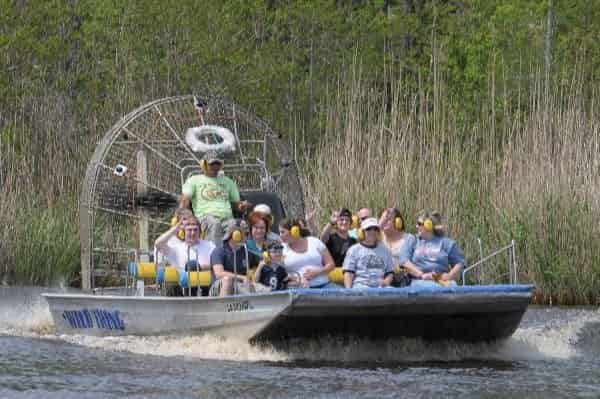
[379, 207, 414, 287]
[379, 208, 414, 265]
[279, 217, 338, 288]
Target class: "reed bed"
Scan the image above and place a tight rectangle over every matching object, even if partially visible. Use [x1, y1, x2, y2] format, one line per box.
[302, 67, 600, 305]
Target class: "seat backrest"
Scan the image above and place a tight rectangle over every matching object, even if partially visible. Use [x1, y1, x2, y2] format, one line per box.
[239, 191, 286, 233]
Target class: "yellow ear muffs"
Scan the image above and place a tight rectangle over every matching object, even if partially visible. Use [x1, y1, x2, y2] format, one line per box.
[231, 229, 243, 243]
[351, 215, 359, 229]
[290, 225, 301, 239]
[423, 218, 433, 232]
[394, 217, 403, 231]
[200, 159, 208, 172]
[357, 228, 365, 241]
[262, 251, 270, 264]
[171, 216, 185, 240]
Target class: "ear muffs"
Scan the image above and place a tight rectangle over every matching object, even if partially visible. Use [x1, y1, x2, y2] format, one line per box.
[231, 229, 243, 243]
[171, 216, 185, 240]
[200, 159, 208, 172]
[357, 228, 364, 241]
[358, 228, 382, 241]
[351, 215, 359, 229]
[262, 251, 270, 264]
[290, 225, 301, 239]
[423, 218, 434, 232]
[394, 217, 403, 231]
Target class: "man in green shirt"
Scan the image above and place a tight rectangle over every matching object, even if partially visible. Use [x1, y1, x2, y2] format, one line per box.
[180, 150, 251, 244]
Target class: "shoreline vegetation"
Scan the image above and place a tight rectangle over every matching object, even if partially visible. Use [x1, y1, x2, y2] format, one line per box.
[1, 2, 599, 305]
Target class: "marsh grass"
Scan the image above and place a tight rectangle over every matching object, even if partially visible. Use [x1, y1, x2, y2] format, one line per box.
[302, 67, 600, 305]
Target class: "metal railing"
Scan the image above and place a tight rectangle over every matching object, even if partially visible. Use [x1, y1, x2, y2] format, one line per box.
[462, 240, 518, 285]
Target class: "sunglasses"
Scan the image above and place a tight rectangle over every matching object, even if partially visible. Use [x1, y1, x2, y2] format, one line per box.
[365, 226, 379, 231]
[416, 221, 424, 226]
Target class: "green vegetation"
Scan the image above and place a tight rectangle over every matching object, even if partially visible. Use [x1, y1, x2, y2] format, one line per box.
[1, 1, 599, 303]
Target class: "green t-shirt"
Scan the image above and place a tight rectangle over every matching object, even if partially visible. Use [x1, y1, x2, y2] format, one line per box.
[182, 174, 240, 220]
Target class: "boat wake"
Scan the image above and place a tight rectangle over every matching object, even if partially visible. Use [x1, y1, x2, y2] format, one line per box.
[1, 288, 598, 363]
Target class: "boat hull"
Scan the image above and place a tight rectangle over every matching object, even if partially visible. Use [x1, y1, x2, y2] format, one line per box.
[43, 284, 533, 342]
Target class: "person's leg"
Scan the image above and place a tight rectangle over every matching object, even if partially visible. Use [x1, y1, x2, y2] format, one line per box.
[198, 215, 224, 244]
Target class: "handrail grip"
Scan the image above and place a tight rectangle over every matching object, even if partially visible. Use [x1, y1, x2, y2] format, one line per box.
[462, 242, 515, 285]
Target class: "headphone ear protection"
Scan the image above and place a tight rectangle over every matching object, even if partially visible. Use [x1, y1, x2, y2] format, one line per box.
[351, 215, 359, 229]
[262, 251, 270, 264]
[171, 216, 186, 240]
[423, 218, 434, 233]
[231, 229, 243, 243]
[200, 159, 208, 172]
[357, 228, 364, 241]
[290, 224, 301, 239]
[394, 216, 403, 231]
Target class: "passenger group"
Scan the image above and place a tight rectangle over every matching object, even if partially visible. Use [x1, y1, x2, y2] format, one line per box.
[154, 150, 465, 297]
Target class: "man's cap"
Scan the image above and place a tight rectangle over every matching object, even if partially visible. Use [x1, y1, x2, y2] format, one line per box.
[203, 150, 223, 164]
[253, 203, 272, 215]
[360, 217, 380, 230]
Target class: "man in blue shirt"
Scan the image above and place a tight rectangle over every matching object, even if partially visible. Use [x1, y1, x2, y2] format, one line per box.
[210, 221, 261, 296]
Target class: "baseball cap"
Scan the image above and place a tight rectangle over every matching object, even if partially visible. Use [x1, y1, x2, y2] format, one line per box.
[203, 150, 223, 164]
[360, 217, 380, 230]
[253, 203, 272, 215]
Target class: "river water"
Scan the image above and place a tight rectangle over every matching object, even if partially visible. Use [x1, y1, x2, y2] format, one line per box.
[0, 287, 599, 399]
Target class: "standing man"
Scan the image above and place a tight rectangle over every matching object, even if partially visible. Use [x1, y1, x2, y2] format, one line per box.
[180, 150, 251, 244]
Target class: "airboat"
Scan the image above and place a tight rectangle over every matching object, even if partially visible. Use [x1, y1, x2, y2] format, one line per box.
[42, 95, 534, 343]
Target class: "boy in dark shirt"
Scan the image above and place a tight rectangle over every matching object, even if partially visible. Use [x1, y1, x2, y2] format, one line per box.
[253, 241, 291, 291]
[319, 208, 357, 267]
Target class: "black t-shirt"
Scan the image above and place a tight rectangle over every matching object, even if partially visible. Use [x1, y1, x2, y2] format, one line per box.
[326, 233, 357, 267]
[257, 263, 288, 291]
[210, 243, 260, 275]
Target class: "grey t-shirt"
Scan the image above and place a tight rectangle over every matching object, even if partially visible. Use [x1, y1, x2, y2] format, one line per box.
[398, 235, 465, 274]
[342, 242, 394, 288]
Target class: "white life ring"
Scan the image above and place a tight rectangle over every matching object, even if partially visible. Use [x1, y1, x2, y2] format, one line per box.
[185, 125, 236, 153]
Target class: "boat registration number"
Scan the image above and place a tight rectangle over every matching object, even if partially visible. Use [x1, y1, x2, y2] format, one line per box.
[226, 300, 252, 313]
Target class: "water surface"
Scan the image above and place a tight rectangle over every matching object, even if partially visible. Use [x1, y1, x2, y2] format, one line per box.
[1, 287, 599, 398]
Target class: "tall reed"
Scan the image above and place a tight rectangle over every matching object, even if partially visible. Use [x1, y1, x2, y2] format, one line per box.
[302, 66, 600, 305]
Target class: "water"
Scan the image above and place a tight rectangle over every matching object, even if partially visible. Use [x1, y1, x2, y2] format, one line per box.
[1, 287, 599, 399]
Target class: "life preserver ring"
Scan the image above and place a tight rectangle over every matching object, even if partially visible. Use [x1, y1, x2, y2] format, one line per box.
[185, 125, 236, 153]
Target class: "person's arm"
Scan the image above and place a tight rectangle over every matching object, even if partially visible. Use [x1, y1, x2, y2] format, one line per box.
[342, 246, 357, 288]
[212, 263, 248, 283]
[180, 194, 191, 210]
[227, 178, 251, 213]
[320, 211, 339, 243]
[381, 246, 395, 287]
[441, 239, 465, 281]
[154, 222, 181, 251]
[253, 261, 266, 283]
[382, 272, 394, 287]
[343, 271, 354, 289]
[398, 235, 425, 278]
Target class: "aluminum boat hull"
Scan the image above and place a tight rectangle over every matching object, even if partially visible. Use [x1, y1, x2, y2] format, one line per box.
[42, 284, 534, 342]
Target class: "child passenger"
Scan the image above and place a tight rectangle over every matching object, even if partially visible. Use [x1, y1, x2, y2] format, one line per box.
[253, 241, 293, 291]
